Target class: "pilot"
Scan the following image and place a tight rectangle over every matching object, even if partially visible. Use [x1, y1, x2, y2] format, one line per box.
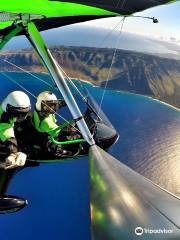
[0, 91, 31, 169]
[34, 91, 65, 138]
[33, 91, 80, 157]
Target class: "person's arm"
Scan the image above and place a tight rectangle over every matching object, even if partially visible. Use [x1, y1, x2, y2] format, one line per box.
[0, 121, 15, 142]
[40, 115, 60, 137]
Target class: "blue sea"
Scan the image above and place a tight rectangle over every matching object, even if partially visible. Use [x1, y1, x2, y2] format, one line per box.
[4, 26, 180, 58]
[0, 72, 180, 240]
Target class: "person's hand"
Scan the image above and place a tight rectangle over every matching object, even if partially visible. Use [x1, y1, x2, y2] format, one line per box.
[15, 152, 27, 166]
[55, 145, 72, 158]
[54, 144, 64, 157]
[5, 152, 27, 169]
[5, 153, 16, 166]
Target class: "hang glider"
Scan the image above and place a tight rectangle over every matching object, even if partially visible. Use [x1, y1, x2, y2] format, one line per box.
[0, 0, 174, 42]
[0, 1, 179, 239]
[90, 146, 180, 239]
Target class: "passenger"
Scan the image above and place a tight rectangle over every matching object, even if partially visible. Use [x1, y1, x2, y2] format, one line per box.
[0, 91, 31, 169]
[33, 91, 80, 157]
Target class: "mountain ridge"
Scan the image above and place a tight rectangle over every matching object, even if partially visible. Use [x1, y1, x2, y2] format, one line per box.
[1, 46, 180, 108]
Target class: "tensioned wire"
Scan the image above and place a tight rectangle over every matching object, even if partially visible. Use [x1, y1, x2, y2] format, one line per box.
[2, 59, 53, 88]
[0, 12, 158, 144]
[71, 17, 125, 88]
[0, 17, 126, 133]
[0, 71, 81, 133]
[55, 16, 126, 102]
[1, 15, 155, 105]
[1, 57, 88, 108]
[48, 17, 126, 129]
[97, 17, 126, 116]
[1, 16, 126, 105]
[63, 16, 126, 121]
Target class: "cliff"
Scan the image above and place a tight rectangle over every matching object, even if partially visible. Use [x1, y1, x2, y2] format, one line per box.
[1, 46, 180, 107]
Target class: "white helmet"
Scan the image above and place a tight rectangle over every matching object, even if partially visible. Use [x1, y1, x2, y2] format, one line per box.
[36, 91, 58, 111]
[2, 91, 31, 112]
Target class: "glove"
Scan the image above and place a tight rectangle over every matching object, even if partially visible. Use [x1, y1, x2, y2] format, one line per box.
[5, 152, 27, 169]
[58, 100, 67, 108]
[15, 152, 27, 167]
[46, 140, 72, 158]
[66, 134, 82, 140]
[55, 147, 72, 158]
[5, 153, 16, 166]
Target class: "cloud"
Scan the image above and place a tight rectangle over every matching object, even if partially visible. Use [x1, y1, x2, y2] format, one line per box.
[169, 36, 180, 44]
[170, 36, 176, 41]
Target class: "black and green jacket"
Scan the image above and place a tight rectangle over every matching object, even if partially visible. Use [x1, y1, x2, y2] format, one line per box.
[33, 111, 71, 138]
[0, 105, 16, 142]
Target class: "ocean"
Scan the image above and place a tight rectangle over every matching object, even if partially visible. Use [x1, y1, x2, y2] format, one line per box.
[0, 72, 180, 239]
[4, 26, 180, 59]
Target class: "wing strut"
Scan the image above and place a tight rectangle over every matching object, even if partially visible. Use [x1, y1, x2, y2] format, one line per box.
[24, 21, 94, 146]
[0, 25, 23, 50]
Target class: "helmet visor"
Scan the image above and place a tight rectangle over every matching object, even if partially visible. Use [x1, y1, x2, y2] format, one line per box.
[41, 100, 59, 113]
[7, 104, 30, 122]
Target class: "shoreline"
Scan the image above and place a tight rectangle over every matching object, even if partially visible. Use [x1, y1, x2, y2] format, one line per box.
[0, 70, 179, 111]
[114, 89, 180, 112]
[72, 78, 94, 87]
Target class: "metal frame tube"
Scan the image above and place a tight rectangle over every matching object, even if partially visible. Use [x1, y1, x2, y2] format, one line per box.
[0, 25, 23, 50]
[25, 22, 95, 145]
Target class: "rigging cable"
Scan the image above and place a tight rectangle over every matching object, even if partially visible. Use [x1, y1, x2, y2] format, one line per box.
[97, 16, 126, 116]
[51, 14, 156, 109]
[0, 58, 90, 134]
[55, 17, 126, 102]
[53, 18, 127, 122]
[93, 14, 157, 120]
[1, 17, 126, 106]
[77, 17, 126, 94]
[0, 18, 126, 132]
[0, 71, 81, 133]
[54, 17, 127, 107]
[57, 63, 88, 102]
[1, 54, 88, 103]
[1, 59, 53, 88]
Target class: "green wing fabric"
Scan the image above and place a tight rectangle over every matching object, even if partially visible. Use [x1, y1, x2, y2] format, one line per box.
[0, 0, 176, 38]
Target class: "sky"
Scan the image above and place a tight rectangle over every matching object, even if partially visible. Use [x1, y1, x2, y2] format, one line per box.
[78, 1, 180, 43]
[3, 1, 180, 50]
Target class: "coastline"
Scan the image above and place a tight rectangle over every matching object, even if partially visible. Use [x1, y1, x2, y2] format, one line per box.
[72, 78, 94, 87]
[115, 89, 180, 112]
[0, 70, 179, 111]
